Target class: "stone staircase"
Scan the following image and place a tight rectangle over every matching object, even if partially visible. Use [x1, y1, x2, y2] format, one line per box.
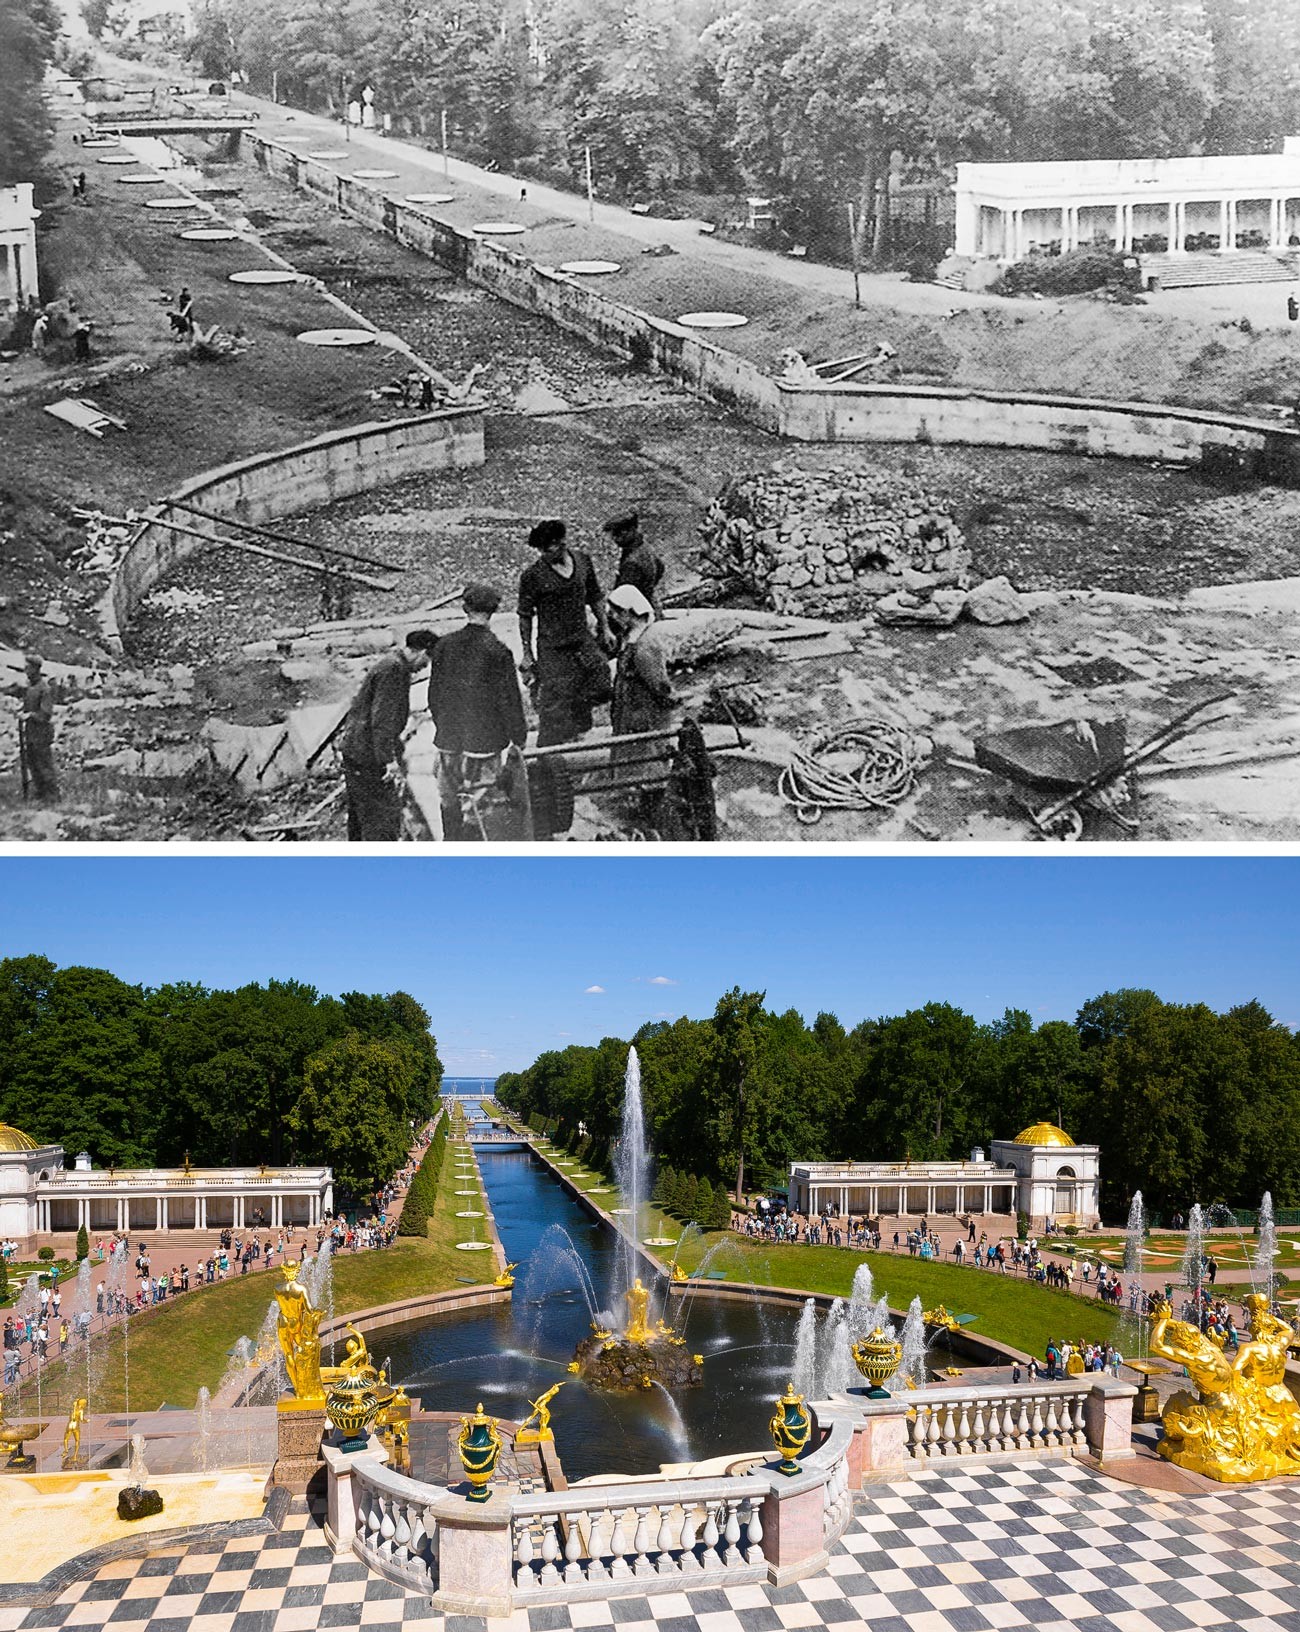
[1141, 250, 1299, 290]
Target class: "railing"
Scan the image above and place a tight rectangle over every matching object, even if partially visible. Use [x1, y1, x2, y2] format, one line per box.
[904, 1381, 1088, 1462]
[510, 1476, 768, 1599]
[40, 1173, 329, 1190]
[351, 1457, 444, 1595]
[812, 1422, 854, 1545]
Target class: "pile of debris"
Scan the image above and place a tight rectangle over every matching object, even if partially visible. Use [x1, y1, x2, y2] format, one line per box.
[701, 464, 1027, 625]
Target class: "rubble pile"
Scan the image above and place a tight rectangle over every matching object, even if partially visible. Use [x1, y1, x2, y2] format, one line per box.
[698, 465, 1027, 626]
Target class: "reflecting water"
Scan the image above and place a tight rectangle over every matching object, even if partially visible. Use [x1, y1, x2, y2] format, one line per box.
[381, 1148, 810, 1480]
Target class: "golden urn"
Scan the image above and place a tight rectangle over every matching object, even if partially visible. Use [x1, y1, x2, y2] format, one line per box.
[851, 1327, 903, 1398]
[769, 1381, 812, 1475]
[325, 1371, 385, 1450]
[457, 1402, 502, 1502]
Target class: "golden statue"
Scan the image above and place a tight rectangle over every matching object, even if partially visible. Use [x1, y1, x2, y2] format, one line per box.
[1150, 1293, 1300, 1482]
[670, 1261, 688, 1283]
[922, 1306, 960, 1332]
[516, 1382, 564, 1445]
[494, 1262, 519, 1289]
[0, 1396, 34, 1468]
[624, 1278, 651, 1345]
[274, 1261, 326, 1406]
[62, 1397, 88, 1466]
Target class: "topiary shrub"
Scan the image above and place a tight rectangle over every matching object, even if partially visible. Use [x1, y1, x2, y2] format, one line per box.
[993, 248, 1142, 298]
[1016, 1211, 1029, 1241]
[37, 1246, 55, 1262]
[75, 1225, 89, 1261]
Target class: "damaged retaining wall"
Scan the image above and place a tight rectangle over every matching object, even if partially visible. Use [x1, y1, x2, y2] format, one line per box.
[105, 406, 484, 651]
[246, 134, 1300, 486]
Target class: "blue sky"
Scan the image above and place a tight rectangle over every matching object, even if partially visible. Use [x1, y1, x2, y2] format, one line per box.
[0, 856, 1294, 1072]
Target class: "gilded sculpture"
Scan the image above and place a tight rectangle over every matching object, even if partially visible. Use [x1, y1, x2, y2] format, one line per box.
[274, 1261, 326, 1406]
[624, 1278, 651, 1345]
[62, 1397, 88, 1466]
[1151, 1293, 1300, 1482]
[515, 1382, 564, 1445]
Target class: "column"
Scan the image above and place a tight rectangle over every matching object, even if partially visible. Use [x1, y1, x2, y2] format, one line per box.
[869, 1187, 878, 1216]
[1122, 202, 1134, 252]
[926, 1185, 935, 1214]
[197, 1195, 206, 1230]
[160, 1196, 169, 1231]
[1060, 203, 1069, 251]
[1166, 201, 1177, 252]
[117, 1197, 126, 1232]
[1219, 198, 1230, 248]
[234, 1195, 243, 1229]
[1272, 197, 1286, 251]
[840, 1186, 847, 1218]
[984, 1184, 991, 1214]
[1114, 202, 1123, 247]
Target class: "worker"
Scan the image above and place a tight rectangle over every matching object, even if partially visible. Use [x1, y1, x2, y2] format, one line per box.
[606, 511, 665, 615]
[338, 630, 437, 840]
[426, 582, 527, 839]
[517, 519, 612, 747]
[8, 654, 59, 801]
[607, 582, 674, 825]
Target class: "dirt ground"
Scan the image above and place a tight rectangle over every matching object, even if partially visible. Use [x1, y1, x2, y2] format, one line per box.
[2, 107, 1299, 842]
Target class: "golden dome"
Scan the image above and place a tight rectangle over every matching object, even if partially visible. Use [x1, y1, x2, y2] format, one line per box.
[1012, 1121, 1074, 1147]
[0, 1123, 40, 1152]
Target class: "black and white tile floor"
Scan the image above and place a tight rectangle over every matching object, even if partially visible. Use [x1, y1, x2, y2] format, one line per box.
[5, 1460, 1298, 1632]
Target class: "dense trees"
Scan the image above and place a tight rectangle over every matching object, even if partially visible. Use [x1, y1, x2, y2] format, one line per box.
[189, 0, 1298, 255]
[496, 987, 1300, 1218]
[0, 957, 443, 1199]
[1, 0, 60, 186]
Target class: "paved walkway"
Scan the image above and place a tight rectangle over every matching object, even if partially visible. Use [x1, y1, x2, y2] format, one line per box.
[2, 1457, 1297, 1632]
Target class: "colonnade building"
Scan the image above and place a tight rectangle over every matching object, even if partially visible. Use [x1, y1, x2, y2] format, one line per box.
[0, 1123, 333, 1248]
[0, 185, 40, 311]
[788, 1123, 1101, 1231]
[954, 152, 1300, 262]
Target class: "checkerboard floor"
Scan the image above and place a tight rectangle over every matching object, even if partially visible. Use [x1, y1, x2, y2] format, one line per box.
[3, 1460, 1298, 1632]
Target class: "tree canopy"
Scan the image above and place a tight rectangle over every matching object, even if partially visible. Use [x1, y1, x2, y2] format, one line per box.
[1, 0, 60, 186]
[0, 957, 443, 1200]
[496, 986, 1300, 1216]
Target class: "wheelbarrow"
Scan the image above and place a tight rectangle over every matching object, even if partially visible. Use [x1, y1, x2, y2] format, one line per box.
[973, 692, 1234, 840]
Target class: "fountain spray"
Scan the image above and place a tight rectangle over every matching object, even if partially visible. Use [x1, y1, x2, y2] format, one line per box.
[1256, 1191, 1278, 1304]
[612, 1047, 650, 1317]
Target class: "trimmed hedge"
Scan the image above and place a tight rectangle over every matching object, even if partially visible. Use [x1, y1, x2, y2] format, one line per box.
[397, 1113, 447, 1238]
[993, 248, 1142, 298]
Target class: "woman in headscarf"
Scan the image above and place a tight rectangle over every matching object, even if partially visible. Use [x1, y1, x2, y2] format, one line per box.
[607, 583, 674, 824]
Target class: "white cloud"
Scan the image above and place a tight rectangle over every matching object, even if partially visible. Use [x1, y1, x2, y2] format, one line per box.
[584, 984, 606, 995]
[648, 975, 678, 986]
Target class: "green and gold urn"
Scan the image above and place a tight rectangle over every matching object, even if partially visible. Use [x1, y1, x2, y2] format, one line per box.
[851, 1327, 903, 1399]
[457, 1402, 502, 1502]
[769, 1382, 812, 1475]
[325, 1372, 384, 1452]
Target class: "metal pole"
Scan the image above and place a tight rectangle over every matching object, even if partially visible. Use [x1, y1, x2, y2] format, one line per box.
[585, 144, 594, 223]
[442, 108, 449, 179]
[848, 201, 861, 307]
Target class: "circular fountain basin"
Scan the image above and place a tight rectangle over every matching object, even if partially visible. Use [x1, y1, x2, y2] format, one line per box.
[587, 1187, 612, 1194]
[405, 193, 455, 206]
[82, 139, 120, 150]
[181, 228, 239, 241]
[307, 150, 348, 160]
[297, 328, 376, 347]
[351, 169, 398, 180]
[228, 269, 300, 284]
[455, 1241, 492, 1251]
[97, 155, 138, 165]
[117, 175, 165, 185]
[145, 199, 197, 210]
[454, 1190, 478, 1197]
[456, 1210, 484, 1218]
[560, 260, 620, 275]
[677, 310, 748, 329]
[643, 1237, 676, 1246]
[472, 220, 526, 235]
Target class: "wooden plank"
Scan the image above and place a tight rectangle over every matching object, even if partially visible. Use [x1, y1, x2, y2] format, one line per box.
[171, 500, 401, 575]
[157, 511, 398, 591]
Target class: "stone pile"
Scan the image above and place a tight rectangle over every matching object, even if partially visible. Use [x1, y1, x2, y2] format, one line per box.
[698, 465, 1027, 625]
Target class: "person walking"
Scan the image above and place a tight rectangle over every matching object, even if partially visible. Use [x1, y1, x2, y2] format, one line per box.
[605, 512, 665, 615]
[339, 630, 438, 840]
[426, 582, 528, 839]
[517, 520, 611, 747]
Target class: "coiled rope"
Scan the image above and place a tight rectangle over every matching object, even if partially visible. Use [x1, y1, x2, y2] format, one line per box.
[778, 719, 928, 824]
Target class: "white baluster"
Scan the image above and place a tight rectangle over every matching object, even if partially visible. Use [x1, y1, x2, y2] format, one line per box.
[1030, 1395, 1045, 1448]
[585, 1509, 610, 1582]
[514, 1518, 534, 1584]
[392, 1501, 411, 1563]
[1072, 1393, 1088, 1446]
[563, 1511, 586, 1584]
[723, 1498, 742, 1565]
[539, 1516, 561, 1584]
[909, 1406, 928, 1460]
[700, 1504, 721, 1567]
[655, 1505, 678, 1576]
[971, 1399, 986, 1453]
[745, 1496, 764, 1563]
[956, 1401, 972, 1453]
[633, 1506, 656, 1577]
[379, 1496, 396, 1557]
[678, 1503, 700, 1573]
[1016, 1396, 1031, 1450]
[927, 1404, 944, 1455]
[608, 1507, 631, 1579]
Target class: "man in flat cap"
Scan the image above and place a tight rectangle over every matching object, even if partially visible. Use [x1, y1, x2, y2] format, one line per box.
[517, 519, 612, 746]
[427, 582, 527, 838]
[606, 512, 665, 616]
[339, 628, 438, 840]
[7, 654, 59, 802]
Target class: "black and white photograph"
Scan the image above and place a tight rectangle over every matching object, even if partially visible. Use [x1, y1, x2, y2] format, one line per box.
[3, 0, 1299, 839]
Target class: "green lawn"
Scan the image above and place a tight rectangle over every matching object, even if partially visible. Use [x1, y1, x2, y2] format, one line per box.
[29, 1132, 487, 1416]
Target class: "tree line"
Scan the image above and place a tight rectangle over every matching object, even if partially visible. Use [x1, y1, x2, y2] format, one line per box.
[0, 956, 443, 1201]
[149, 0, 1300, 259]
[495, 986, 1300, 1218]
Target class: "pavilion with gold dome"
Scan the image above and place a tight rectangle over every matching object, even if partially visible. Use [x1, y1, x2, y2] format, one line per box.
[787, 1121, 1099, 1231]
[0, 1120, 334, 1252]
